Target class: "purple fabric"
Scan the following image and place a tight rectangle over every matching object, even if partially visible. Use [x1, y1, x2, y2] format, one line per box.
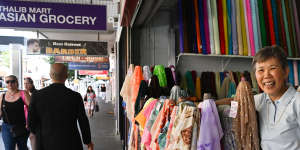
[178, 0, 184, 53]
[197, 99, 223, 150]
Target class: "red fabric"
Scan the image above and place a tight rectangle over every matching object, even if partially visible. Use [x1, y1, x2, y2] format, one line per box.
[263, 0, 271, 45]
[20, 90, 28, 125]
[266, 0, 276, 45]
[194, 0, 202, 53]
[217, 0, 225, 54]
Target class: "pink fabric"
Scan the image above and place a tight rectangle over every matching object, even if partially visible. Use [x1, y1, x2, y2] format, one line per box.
[203, 0, 211, 54]
[140, 100, 159, 149]
[165, 106, 178, 149]
[245, 0, 255, 56]
[293, 61, 299, 86]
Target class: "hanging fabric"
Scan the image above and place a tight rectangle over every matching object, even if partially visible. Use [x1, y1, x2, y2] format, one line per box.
[120, 64, 134, 119]
[235, 0, 243, 55]
[207, 0, 215, 54]
[211, 0, 221, 55]
[231, 0, 238, 55]
[233, 81, 260, 150]
[193, 0, 202, 53]
[217, 0, 226, 55]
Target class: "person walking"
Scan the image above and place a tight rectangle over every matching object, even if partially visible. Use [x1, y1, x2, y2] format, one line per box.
[28, 63, 93, 150]
[24, 77, 37, 150]
[85, 86, 96, 118]
[100, 84, 106, 100]
[0, 75, 30, 150]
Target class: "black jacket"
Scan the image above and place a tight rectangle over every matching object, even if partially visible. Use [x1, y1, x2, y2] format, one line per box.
[28, 83, 91, 150]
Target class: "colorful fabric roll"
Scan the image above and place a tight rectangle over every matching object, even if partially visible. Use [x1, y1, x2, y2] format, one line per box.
[286, 0, 296, 57]
[222, 0, 229, 55]
[251, 0, 261, 53]
[277, 0, 288, 53]
[199, 0, 207, 54]
[266, 0, 276, 45]
[258, 0, 267, 48]
[207, 0, 215, 54]
[236, 0, 244, 55]
[245, 0, 255, 56]
[227, 0, 233, 55]
[203, 0, 211, 54]
[292, 0, 300, 56]
[271, 0, 280, 45]
[288, 0, 298, 57]
[178, 0, 184, 53]
[282, 0, 293, 57]
[293, 60, 299, 86]
[240, 0, 249, 56]
[193, 0, 202, 53]
[288, 60, 294, 85]
[153, 65, 168, 87]
[243, 0, 251, 56]
[217, 0, 226, 55]
[231, 0, 238, 55]
[211, 0, 221, 55]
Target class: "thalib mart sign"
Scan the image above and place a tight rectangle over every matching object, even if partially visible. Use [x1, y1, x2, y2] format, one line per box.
[0, 0, 106, 30]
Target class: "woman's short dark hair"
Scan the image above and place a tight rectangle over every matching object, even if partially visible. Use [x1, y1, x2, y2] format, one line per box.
[252, 45, 288, 70]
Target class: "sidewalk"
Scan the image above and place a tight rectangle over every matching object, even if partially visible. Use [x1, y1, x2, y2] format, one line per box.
[0, 97, 122, 150]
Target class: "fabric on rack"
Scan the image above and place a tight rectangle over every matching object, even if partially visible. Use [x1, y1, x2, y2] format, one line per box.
[243, 0, 251, 56]
[153, 65, 168, 88]
[182, 0, 190, 52]
[271, 0, 280, 45]
[219, 76, 230, 99]
[240, 0, 249, 56]
[169, 65, 177, 85]
[250, 71, 259, 94]
[288, 0, 298, 57]
[217, 0, 226, 55]
[227, 0, 233, 55]
[288, 60, 294, 85]
[293, 61, 299, 86]
[215, 72, 221, 99]
[292, 0, 300, 56]
[251, 0, 260, 53]
[218, 105, 237, 150]
[233, 81, 260, 150]
[197, 99, 223, 150]
[135, 80, 148, 116]
[227, 81, 236, 98]
[193, 0, 202, 53]
[170, 85, 182, 102]
[120, 64, 134, 119]
[186, 71, 196, 96]
[143, 66, 152, 83]
[203, 0, 211, 54]
[165, 106, 178, 150]
[286, 0, 296, 57]
[262, 0, 271, 46]
[158, 121, 170, 150]
[178, 0, 184, 53]
[196, 77, 202, 100]
[245, 0, 255, 56]
[281, 0, 293, 57]
[201, 72, 217, 99]
[211, 0, 221, 54]
[165, 67, 175, 94]
[255, 0, 262, 50]
[222, 0, 229, 55]
[258, 0, 267, 48]
[275, 0, 283, 47]
[147, 75, 162, 100]
[235, 0, 243, 55]
[150, 99, 175, 150]
[231, 0, 238, 55]
[243, 71, 253, 88]
[199, 0, 207, 54]
[188, 0, 197, 53]
[135, 98, 157, 130]
[141, 99, 164, 149]
[266, 0, 276, 45]
[207, 0, 215, 54]
[191, 116, 199, 150]
[277, 0, 288, 53]
[168, 105, 199, 150]
[191, 70, 197, 84]
[129, 66, 144, 120]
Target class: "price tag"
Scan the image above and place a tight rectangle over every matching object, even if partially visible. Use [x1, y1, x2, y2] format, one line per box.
[229, 101, 238, 118]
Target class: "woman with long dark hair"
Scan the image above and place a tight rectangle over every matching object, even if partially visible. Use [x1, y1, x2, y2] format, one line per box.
[85, 86, 96, 118]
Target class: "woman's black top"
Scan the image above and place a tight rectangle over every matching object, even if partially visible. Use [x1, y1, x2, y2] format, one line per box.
[1, 94, 26, 125]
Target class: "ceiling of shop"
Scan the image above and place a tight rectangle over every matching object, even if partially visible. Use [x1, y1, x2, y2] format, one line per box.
[13, 0, 120, 42]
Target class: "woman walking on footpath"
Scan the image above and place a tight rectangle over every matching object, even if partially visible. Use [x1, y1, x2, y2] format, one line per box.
[0, 75, 30, 150]
[85, 86, 96, 118]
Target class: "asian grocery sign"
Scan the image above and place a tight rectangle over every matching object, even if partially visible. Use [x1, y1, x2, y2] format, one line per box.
[0, 1, 106, 30]
[29, 39, 108, 56]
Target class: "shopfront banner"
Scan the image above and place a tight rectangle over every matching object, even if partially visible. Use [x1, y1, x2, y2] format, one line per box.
[68, 62, 109, 70]
[79, 70, 108, 75]
[55, 56, 109, 63]
[0, 0, 106, 30]
[26, 39, 107, 56]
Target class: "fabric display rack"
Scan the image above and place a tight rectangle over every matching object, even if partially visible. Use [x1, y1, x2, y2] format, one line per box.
[121, 64, 263, 150]
[178, 0, 300, 58]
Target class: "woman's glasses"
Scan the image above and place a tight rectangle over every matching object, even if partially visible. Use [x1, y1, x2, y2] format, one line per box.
[6, 80, 16, 84]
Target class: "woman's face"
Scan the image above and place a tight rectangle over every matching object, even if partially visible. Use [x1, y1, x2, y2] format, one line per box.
[255, 57, 289, 100]
[24, 79, 33, 91]
[88, 86, 92, 90]
[5, 77, 18, 91]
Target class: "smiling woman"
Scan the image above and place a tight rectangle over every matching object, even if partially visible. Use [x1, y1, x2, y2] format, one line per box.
[252, 45, 300, 150]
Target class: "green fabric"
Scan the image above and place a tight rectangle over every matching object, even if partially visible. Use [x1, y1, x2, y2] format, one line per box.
[258, 0, 267, 47]
[153, 65, 168, 87]
[288, 0, 298, 57]
[281, 0, 293, 57]
[227, 81, 236, 98]
[185, 71, 195, 96]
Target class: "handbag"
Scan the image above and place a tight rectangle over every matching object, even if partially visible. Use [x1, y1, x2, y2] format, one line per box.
[95, 104, 99, 112]
[2, 94, 28, 138]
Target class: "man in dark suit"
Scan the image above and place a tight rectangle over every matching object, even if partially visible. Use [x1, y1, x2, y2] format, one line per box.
[28, 63, 94, 150]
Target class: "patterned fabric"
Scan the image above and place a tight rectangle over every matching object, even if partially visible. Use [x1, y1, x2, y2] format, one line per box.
[167, 106, 200, 150]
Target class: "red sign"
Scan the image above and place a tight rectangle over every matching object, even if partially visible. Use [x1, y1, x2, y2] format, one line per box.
[79, 70, 108, 75]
